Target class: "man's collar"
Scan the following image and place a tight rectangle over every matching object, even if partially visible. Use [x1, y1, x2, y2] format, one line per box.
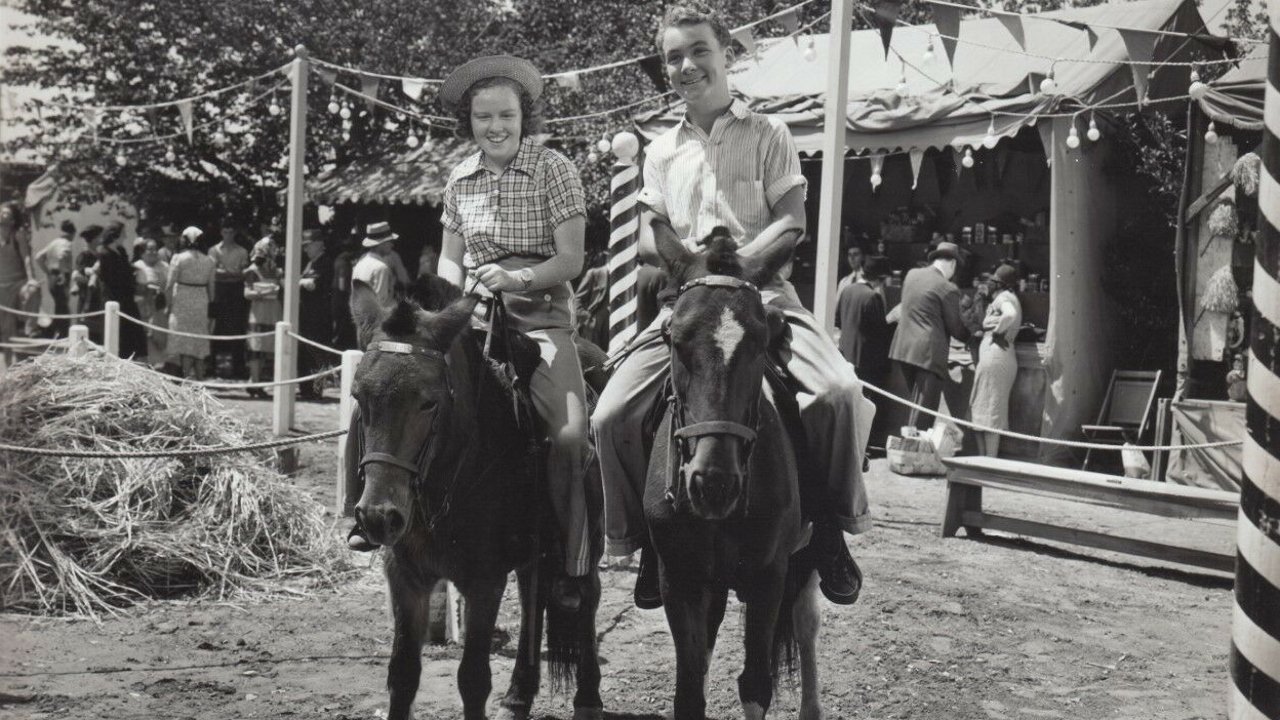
[681, 98, 750, 130]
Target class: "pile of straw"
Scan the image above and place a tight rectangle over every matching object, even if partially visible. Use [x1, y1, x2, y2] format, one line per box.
[0, 351, 347, 618]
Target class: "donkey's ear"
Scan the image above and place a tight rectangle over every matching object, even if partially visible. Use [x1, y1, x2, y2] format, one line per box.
[350, 280, 386, 351]
[418, 294, 480, 349]
[742, 229, 800, 287]
[652, 216, 694, 281]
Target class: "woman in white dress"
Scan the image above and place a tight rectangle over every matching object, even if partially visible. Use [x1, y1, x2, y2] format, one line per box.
[969, 263, 1023, 457]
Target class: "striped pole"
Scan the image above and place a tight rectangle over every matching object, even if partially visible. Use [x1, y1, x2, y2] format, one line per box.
[607, 131, 642, 356]
[1230, 11, 1280, 719]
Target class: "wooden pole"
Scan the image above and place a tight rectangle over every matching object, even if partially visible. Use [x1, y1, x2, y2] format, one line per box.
[607, 131, 642, 355]
[1229, 8, 1280, 718]
[68, 324, 89, 358]
[813, 0, 853, 333]
[103, 300, 120, 356]
[280, 45, 309, 436]
[272, 320, 291, 437]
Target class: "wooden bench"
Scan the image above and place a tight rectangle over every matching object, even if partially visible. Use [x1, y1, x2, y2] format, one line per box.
[940, 457, 1239, 573]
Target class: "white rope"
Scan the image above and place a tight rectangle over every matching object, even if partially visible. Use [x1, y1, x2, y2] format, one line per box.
[118, 312, 273, 341]
[286, 331, 344, 356]
[859, 379, 1243, 451]
[164, 366, 339, 390]
[0, 303, 106, 320]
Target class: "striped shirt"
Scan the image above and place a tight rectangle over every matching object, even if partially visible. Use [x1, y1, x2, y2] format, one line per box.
[441, 138, 586, 268]
[638, 99, 807, 250]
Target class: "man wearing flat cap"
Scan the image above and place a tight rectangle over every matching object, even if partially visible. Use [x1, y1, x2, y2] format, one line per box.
[889, 241, 970, 430]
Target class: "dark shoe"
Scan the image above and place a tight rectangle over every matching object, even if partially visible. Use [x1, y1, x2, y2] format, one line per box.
[247, 387, 269, 399]
[815, 526, 862, 605]
[633, 546, 662, 610]
[346, 522, 379, 552]
[552, 575, 585, 613]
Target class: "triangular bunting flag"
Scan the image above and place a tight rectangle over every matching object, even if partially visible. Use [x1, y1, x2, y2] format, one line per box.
[1116, 28, 1158, 104]
[909, 147, 925, 189]
[1055, 19, 1098, 51]
[870, 154, 885, 190]
[994, 11, 1026, 51]
[951, 146, 964, 177]
[730, 27, 757, 55]
[1036, 121, 1053, 167]
[931, 2, 961, 68]
[554, 73, 582, 92]
[177, 100, 193, 143]
[638, 55, 669, 93]
[779, 8, 800, 34]
[360, 74, 380, 113]
[401, 78, 425, 102]
[1191, 33, 1232, 51]
[870, 0, 905, 58]
[314, 66, 338, 87]
[144, 107, 160, 135]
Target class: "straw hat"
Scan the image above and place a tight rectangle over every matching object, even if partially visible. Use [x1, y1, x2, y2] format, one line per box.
[361, 221, 399, 248]
[439, 55, 543, 112]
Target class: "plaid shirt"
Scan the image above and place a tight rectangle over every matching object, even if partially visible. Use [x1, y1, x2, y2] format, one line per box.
[441, 138, 586, 268]
[638, 99, 806, 250]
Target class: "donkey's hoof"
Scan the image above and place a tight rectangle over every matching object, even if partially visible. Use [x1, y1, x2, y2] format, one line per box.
[799, 705, 825, 720]
[572, 707, 604, 720]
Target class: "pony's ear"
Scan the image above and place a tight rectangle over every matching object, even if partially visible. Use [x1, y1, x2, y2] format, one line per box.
[653, 216, 694, 282]
[742, 230, 800, 287]
[350, 280, 386, 351]
[418, 294, 480, 349]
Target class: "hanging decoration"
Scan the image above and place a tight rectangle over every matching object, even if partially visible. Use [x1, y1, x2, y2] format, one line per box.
[731, 27, 758, 55]
[869, 0, 907, 58]
[637, 56, 669, 94]
[961, 147, 974, 169]
[1087, 115, 1101, 141]
[176, 100, 193, 143]
[909, 147, 925, 189]
[1200, 265, 1239, 314]
[359, 75, 380, 114]
[401, 78, 426, 102]
[1205, 121, 1219, 144]
[553, 73, 582, 92]
[779, 7, 801, 35]
[993, 11, 1027, 51]
[1187, 68, 1207, 100]
[1054, 19, 1099, 51]
[1116, 28, 1158, 104]
[930, 2, 961, 67]
[1230, 152, 1261, 197]
[1208, 199, 1239, 239]
[1065, 124, 1080, 149]
[803, 38, 818, 62]
[869, 153, 885, 190]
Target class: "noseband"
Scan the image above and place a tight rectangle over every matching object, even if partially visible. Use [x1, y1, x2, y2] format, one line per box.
[663, 275, 764, 513]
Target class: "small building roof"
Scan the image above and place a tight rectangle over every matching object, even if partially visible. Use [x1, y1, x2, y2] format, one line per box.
[307, 137, 475, 206]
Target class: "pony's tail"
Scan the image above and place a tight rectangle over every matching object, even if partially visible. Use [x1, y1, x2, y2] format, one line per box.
[771, 543, 819, 684]
[542, 555, 594, 695]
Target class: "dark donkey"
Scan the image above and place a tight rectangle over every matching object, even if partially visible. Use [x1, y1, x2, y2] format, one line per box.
[349, 275, 605, 720]
[647, 229, 824, 720]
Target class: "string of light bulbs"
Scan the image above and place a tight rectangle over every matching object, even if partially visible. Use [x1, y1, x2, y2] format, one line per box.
[21, 62, 293, 113]
[82, 79, 289, 148]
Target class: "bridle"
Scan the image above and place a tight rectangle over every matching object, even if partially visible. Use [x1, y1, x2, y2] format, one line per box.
[357, 339, 473, 533]
[662, 274, 764, 514]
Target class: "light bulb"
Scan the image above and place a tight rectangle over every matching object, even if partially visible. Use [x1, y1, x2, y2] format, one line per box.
[923, 47, 935, 65]
[983, 120, 998, 149]
[268, 102, 282, 116]
[1086, 118, 1100, 142]
[870, 172, 882, 187]
[115, 153, 127, 167]
[1205, 122, 1218, 145]
[895, 79, 909, 98]
[803, 41, 816, 62]
[341, 131, 350, 142]
[1188, 80, 1207, 101]
[611, 131, 640, 160]
[1066, 126, 1080, 149]
[1040, 75, 1057, 95]
[961, 148, 974, 168]
[406, 134, 420, 148]
[327, 100, 340, 114]
[596, 138, 611, 154]
[587, 151, 600, 163]
[164, 148, 176, 163]
[339, 105, 352, 120]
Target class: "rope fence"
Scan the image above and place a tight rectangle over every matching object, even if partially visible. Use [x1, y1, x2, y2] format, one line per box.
[858, 379, 1242, 452]
[0, 303, 106, 320]
[287, 330, 345, 356]
[0, 428, 347, 459]
[166, 365, 339, 390]
[118, 311, 274, 341]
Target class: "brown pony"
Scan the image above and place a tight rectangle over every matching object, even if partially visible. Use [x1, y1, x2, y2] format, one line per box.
[349, 275, 604, 720]
[646, 229, 825, 720]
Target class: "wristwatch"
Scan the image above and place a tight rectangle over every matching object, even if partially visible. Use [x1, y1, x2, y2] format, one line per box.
[517, 267, 535, 291]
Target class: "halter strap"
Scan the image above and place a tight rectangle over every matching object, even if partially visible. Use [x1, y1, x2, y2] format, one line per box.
[359, 451, 422, 476]
[677, 274, 759, 297]
[673, 420, 758, 443]
[373, 340, 447, 361]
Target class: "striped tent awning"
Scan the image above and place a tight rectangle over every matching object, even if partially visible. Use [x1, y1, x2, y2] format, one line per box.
[308, 137, 475, 206]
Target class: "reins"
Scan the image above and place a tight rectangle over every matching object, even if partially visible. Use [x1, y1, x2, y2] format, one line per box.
[663, 274, 765, 515]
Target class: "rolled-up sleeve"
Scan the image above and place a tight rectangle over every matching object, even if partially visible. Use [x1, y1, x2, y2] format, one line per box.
[762, 117, 806, 208]
[440, 177, 463, 236]
[545, 153, 586, 227]
[637, 151, 668, 217]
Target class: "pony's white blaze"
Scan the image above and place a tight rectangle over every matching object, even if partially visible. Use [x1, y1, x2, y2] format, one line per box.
[713, 306, 746, 366]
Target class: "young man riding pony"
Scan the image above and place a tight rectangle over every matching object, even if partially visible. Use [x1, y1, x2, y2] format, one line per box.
[592, 2, 875, 608]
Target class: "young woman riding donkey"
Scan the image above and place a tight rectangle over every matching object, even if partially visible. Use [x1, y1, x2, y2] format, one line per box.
[344, 55, 605, 720]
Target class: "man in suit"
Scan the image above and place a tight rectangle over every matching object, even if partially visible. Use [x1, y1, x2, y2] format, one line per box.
[837, 255, 892, 451]
[889, 241, 969, 430]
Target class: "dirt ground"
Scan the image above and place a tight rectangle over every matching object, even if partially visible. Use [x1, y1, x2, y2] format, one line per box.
[0, 391, 1237, 720]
